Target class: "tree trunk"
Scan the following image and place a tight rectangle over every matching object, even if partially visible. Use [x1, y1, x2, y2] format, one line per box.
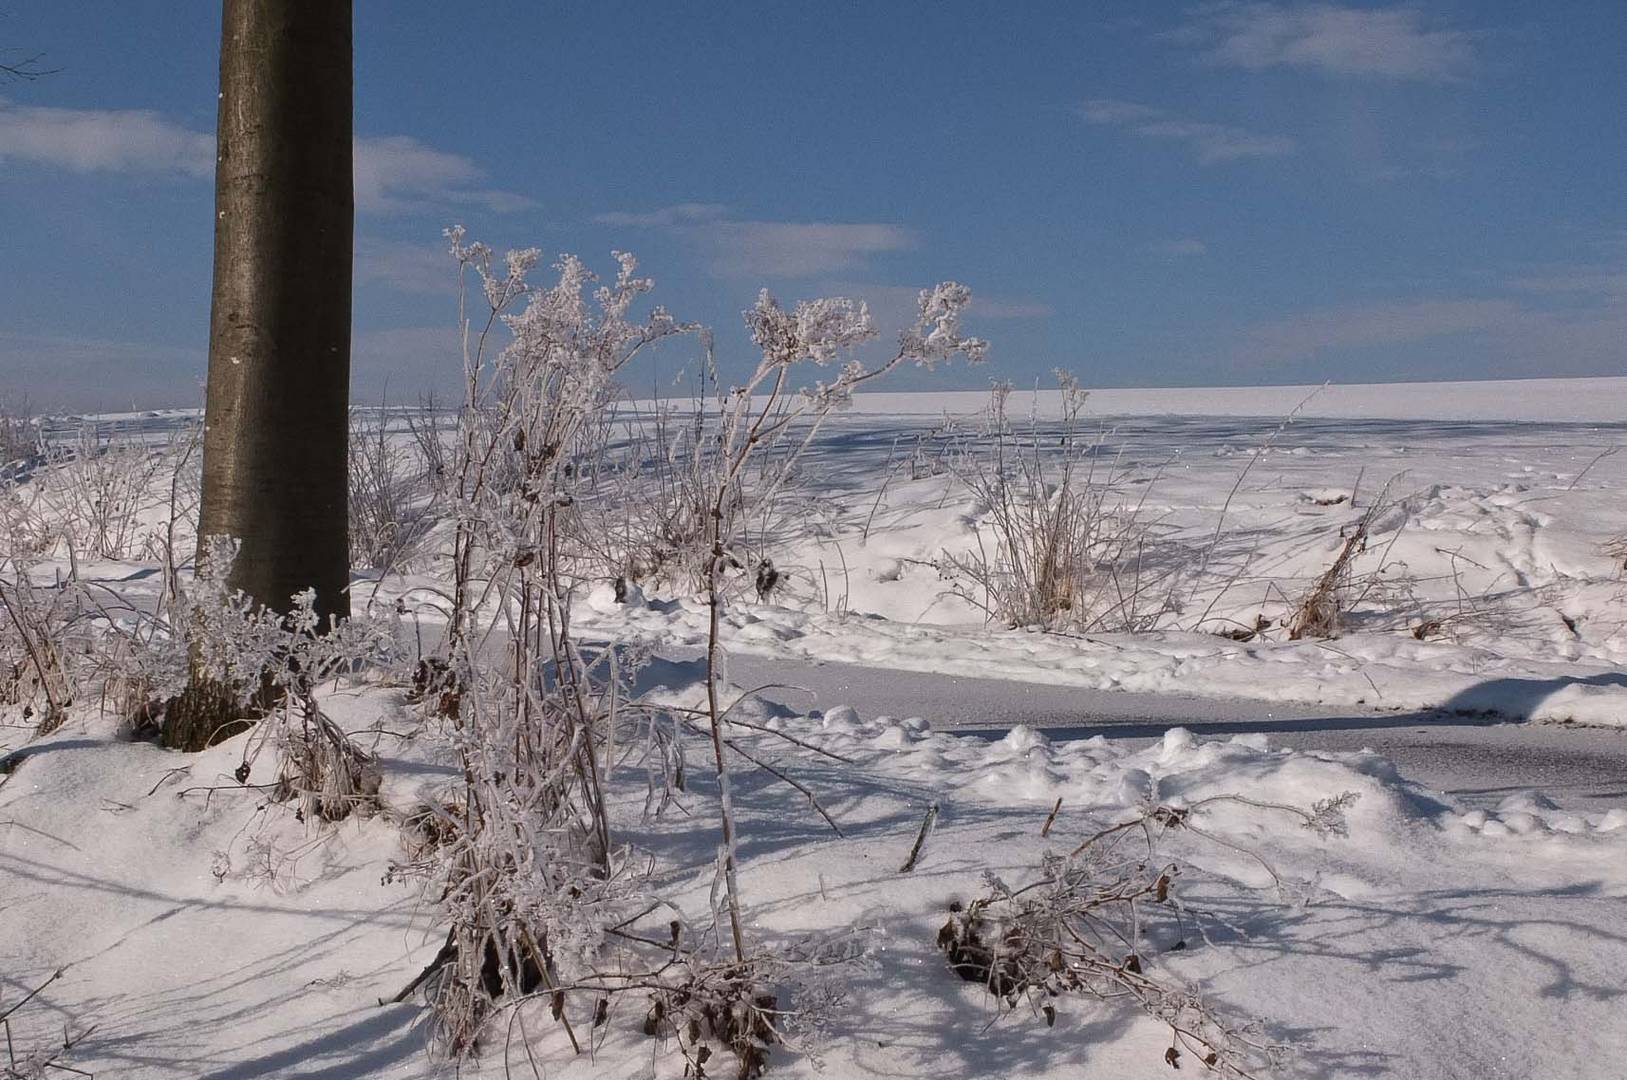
[198, 0, 353, 626]
[167, 0, 351, 751]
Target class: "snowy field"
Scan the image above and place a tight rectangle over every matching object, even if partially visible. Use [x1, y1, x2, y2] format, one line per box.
[3, 377, 1626, 1079]
[581, 379, 1627, 725]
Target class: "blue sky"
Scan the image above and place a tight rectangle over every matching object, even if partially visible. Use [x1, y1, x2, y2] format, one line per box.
[2, 2, 1624, 410]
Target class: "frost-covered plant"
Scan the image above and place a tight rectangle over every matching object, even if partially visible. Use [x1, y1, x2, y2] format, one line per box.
[0, 969, 94, 1080]
[576, 399, 719, 592]
[0, 558, 88, 734]
[1053, 368, 1089, 427]
[104, 535, 404, 809]
[406, 233, 987, 1063]
[0, 477, 51, 560]
[638, 937, 866, 1080]
[0, 397, 38, 468]
[986, 377, 1014, 434]
[405, 391, 454, 499]
[1287, 493, 1401, 641]
[441, 230, 693, 648]
[348, 404, 437, 573]
[944, 422, 1184, 632]
[938, 792, 1352, 1077]
[404, 233, 699, 1053]
[35, 424, 169, 560]
[695, 282, 986, 963]
[405, 670, 644, 1053]
[169, 539, 399, 695]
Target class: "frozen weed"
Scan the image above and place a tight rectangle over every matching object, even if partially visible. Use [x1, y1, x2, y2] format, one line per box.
[348, 403, 438, 574]
[944, 422, 1184, 632]
[936, 792, 1353, 1077]
[399, 234, 986, 1069]
[0, 969, 96, 1080]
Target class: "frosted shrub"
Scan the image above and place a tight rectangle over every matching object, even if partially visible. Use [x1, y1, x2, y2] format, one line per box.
[404, 392, 453, 498]
[1054, 367, 1089, 427]
[938, 793, 1351, 1077]
[348, 406, 437, 573]
[409, 233, 697, 1052]
[578, 401, 719, 592]
[695, 282, 988, 962]
[129, 537, 403, 816]
[944, 420, 1185, 633]
[0, 558, 90, 734]
[1, 434, 198, 737]
[0, 398, 39, 471]
[1286, 492, 1402, 641]
[35, 425, 169, 560]
[407, 232, 987, 1069]
[986, 377, 1014, 433]
[0, 478, 51, 560]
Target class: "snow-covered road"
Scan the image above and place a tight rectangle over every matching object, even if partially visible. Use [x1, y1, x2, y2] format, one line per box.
[723, 652, 1627, 813]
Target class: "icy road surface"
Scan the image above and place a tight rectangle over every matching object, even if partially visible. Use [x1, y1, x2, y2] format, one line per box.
[723, 653, 1627, 813]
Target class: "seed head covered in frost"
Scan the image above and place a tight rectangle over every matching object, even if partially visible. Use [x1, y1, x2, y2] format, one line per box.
[901, 281, 988, 368]
[745, 290, 877, 366]
[446, 225, 534, 312]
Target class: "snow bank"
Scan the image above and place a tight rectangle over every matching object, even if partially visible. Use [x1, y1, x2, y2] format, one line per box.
[2, 684, 1623, 1079]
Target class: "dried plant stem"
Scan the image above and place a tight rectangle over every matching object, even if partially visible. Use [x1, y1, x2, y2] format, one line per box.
[899, 801, 940, 872]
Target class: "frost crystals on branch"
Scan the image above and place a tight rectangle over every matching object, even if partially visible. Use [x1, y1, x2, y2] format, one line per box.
[408, 235, 990, 1071]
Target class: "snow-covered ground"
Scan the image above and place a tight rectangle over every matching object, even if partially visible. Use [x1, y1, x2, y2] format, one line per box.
[4, 673, 1624, 1079]
[4, 377, 1626, 1079]
[572, 385, 1627, 726]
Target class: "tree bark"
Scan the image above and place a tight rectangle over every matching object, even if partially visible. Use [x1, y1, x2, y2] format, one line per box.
[198, 0, 353, 625]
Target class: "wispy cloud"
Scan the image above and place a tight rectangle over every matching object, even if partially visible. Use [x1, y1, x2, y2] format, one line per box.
[817, 282, 1052, 324]
[354, 237, 460, 295]
[1505, 254, 1627, 300]
[970, 295, 1055, 319]
[0, 100, 529, 213]
[1078, 99, 1295, 164]
[594, 203, 728, 228]
[1508, 272, 1627, 298]
[1177, 3, 1475, 81]
[1235, 298, 1518, 362]
[0, 99, 213, 175]
[1220, 283, 1627, 380]
[595, 204, 915, 278]
[0, 324, 470, 410]
[1152, 238, 1209, 258]
[708, 222, 914, 278]
[353, 136, 532, 214]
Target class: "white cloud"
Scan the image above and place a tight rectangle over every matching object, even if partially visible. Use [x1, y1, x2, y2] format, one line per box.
[818, 282, 1052, 324]
[1234, 298, 1520, 362]
[593, 203, 727, 227]
[969, 295, 1055, 319]
[352, 135, 531, 214]
[0, 101, 528, 213]
[1506, 268, 1627, 299]
[597, 204, 916, 278]
[1076, 100, 1165, 125]
[0, 324, 469, 409]
[1078, 99, 1295, 164]
[0, 99, 213, 175]
[707, 221, 914, 278]
[1216, 281, 1627, 379]
[1179, 3, 1475, 81]
[354, 237, 459, 295]
[1153, 238, 1209, 257]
